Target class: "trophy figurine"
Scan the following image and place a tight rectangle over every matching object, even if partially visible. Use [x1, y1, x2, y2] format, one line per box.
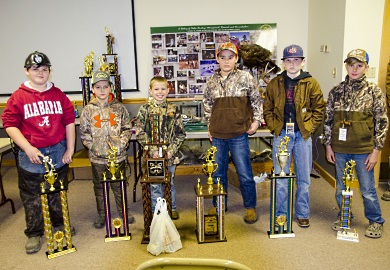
[40, 156, 76, 259]
[195, 146, 227, 243]
[101, 141, 131, 242]
[337, 160, 359, 242]
[202, 146, 218, 191]
[268, 137, 296, 238]
[105, 26, 115, 54]
[276, 136, 290, 176]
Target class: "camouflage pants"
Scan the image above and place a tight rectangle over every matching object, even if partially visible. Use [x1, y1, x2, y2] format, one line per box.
[18, 165, 69, 238]
[91, 161, 126, 217]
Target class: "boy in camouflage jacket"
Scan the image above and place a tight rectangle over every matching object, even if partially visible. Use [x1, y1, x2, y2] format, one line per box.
[324, 49, 388, 238]
[135, 76, 186, 219]
[80, 71, 134, 228]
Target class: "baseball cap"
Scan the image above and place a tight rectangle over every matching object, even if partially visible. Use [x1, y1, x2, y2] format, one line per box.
[91, 71, 112, 86]
[216, 42, 238, 56]
[344, 49, 369, 64]
[281, 44, 304, 60]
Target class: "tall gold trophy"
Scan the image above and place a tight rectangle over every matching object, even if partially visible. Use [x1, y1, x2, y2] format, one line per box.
[40, 156, 76, 259]
[337, 160, 359, 242]
[140, 97, 172, 243]
[101, 141, 131, 242]
[268, 136, 296, 238]
[195, 146, 227, 243]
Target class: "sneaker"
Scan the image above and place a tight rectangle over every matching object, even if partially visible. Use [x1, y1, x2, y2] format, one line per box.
[172, 210, 179, 220]
[297, 218, 310, 228]
[381, 189, 390, 201]
[94, 216, 105, 229]
[244, 208, 258, 224]
[365, 222, 383, 238]
[25, 236, 42, 254]
[332, 220, 342, 231]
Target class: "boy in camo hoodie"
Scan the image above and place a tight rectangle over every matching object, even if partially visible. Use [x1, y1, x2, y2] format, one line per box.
[80, 71, 135, 229]
[135, 76, 186, 220]
[324, 49, 388, 238]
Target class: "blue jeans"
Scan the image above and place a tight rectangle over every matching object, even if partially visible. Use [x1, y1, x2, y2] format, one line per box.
[18, 139, 67, 173]
[272, 130, 312, 219]
[151, 165, 177, 212]
[335, 152, 384, 224]
[212, 133, 256, 209]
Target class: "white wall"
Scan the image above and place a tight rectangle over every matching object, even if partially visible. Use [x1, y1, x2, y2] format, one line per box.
[133, 0, 309, 98]
[307, 0, 385, 99]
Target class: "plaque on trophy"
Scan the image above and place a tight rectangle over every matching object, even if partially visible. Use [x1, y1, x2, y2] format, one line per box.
[40, 156, 76, 259]
[195, 146, 227, 243]
[101, 141, 131, 242]
[268, 136, 296, 238]
[337, 160, 359, 242]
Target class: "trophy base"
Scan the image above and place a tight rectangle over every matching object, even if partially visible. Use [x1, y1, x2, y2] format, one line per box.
[337, 230, 359, 242]
[141, 232, 150, 244]
[46, 246, 77, 259]
[268, 231, 296, 239]
[105, 234, 131, 242]
[195, 229, 227, 244]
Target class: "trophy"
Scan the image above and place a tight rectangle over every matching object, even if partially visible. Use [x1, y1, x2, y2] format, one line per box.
[140, 100, 172, 243]
[105, 26, 115, 54]
[195, 146, 227, 243]
[268, 137, 296, 238]
[101, 141, 131, 242]
[40, 156, 76, 259]
[337, 160, 359, 242]
[80, 51, 94, 106]
[276, 136, 290, 176]
[202, 146, 218, 192]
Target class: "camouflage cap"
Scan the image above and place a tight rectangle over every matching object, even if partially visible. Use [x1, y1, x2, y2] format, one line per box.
[216, 42, 238, 56]
[344, 49, 369, 64]
[91, 71, 112, 86]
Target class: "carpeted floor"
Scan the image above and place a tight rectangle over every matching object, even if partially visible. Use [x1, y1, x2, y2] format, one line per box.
[0, 165, 389, 270]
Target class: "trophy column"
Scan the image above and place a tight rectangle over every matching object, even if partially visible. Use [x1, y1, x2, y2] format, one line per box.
[140, 144, 172, 244]
[337, 160, 359, 242]
[268, 136, 296, 238]
[101, 142, 131, 242]
[40, 157, 76, 259]
[195, 146, 227, 243]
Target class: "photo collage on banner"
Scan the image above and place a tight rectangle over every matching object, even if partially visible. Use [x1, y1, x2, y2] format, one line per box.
[151, 24, 277, 97]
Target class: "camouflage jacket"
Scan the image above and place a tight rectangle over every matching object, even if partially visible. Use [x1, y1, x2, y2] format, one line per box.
[80, 94, 132, 164]
[324, 75, 388, 154]
[135, 99, 186, 166]
[203, 67, 263, 137]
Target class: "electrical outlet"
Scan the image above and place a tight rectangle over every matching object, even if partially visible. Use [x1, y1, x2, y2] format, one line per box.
[366, 67, 376, 78]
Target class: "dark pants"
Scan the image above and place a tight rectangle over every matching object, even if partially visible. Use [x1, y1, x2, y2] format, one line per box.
[18, 165, 69, 238]
[91, 161, 127, 217]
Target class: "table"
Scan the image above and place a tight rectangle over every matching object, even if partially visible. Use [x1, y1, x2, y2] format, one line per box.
[0, 138, 16, 214]
[131, 129, 273, 202]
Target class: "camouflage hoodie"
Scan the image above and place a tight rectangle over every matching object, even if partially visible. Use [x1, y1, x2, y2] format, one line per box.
[135, 99, 186, 166]
[80, 93, 132, 164]
[324, 75, 388, 154]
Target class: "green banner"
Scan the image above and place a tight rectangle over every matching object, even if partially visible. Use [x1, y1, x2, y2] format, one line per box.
[151, 23, 276, 34]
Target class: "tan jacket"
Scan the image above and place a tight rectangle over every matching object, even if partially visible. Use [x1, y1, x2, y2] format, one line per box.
[263, 74, 325, 140]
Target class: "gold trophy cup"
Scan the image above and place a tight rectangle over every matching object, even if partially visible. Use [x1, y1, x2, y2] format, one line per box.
[276, 136, 290, 176]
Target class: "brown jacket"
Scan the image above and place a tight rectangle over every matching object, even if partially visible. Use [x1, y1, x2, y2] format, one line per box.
[263, 74, 325, 140]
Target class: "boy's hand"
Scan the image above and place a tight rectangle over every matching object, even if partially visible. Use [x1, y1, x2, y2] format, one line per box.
[365, 149, 379, 171]
[325, 145, 335, 164]
[208, 130, 212, 142]
[247, 121, 259, 135]
[25, 146, 45, 164]
[62, 149, 74, 164]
